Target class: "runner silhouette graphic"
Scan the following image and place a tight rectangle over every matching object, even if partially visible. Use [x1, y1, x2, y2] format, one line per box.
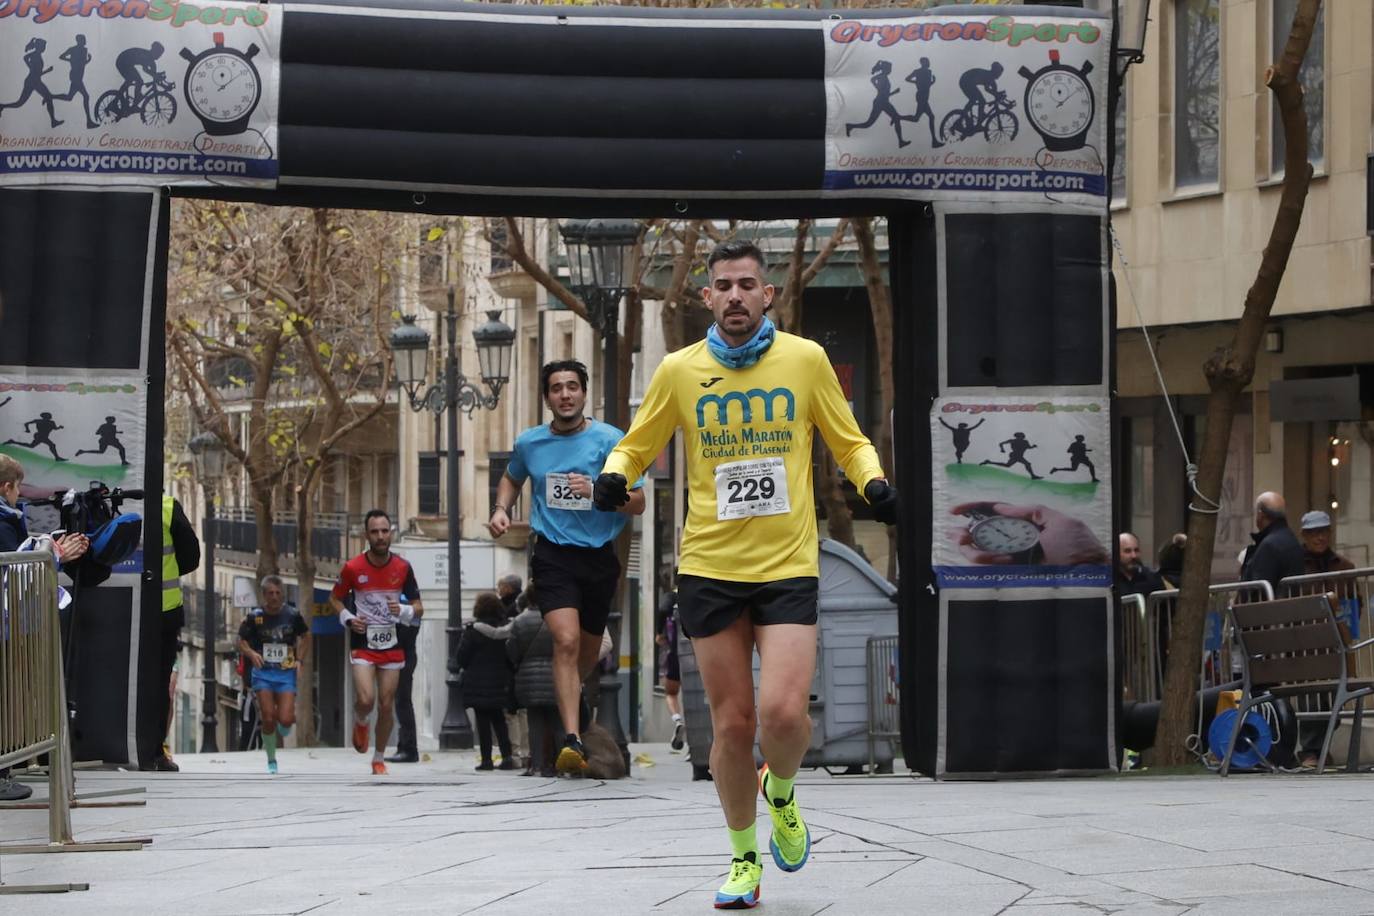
[980, 431, 1041, 479]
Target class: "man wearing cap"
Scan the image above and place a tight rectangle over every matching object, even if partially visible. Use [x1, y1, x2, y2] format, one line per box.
[1299, 510, 1356, 577]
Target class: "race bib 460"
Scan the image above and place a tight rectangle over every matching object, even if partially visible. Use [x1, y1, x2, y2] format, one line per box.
[366, 625, 398, 651]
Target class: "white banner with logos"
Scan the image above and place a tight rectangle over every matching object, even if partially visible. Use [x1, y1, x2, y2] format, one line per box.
[0, 0, 280, 187]
[0, 369, 145, 496]
[824, 13, 1109, 206]
[931, 395, 1111, 589]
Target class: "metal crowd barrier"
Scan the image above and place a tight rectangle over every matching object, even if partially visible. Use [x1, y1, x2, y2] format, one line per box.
[865, 635, 901, 775]
[0, 549, 146, 895]
[0, 550, 75, 852]
[1277, 567, 1374, 727]
[1120, 594, 1151, 702]
[1143, 581, 1274, 708]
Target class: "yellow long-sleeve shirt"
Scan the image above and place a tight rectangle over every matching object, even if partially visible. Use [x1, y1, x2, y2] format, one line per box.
[602, 331, 884, 582]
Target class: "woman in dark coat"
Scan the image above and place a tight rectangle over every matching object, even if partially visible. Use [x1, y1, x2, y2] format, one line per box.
[508, 586, 559, 776]
[458, 591, 516, 771]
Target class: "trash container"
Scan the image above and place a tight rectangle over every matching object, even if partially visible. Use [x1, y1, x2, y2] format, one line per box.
[677, 539, 900, 778]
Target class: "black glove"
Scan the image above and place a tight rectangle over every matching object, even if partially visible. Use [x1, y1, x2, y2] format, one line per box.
[865, 479, 900, 526]
[593, 473, 629, 512]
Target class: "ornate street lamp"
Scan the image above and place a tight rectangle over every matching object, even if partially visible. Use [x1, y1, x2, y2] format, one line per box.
[187, 430, 226, 754]
[1115, 0, 1153, 65]
[557, 218, 638, 426]
[558, 217, 640, 770]
[389, 288, 515, 750]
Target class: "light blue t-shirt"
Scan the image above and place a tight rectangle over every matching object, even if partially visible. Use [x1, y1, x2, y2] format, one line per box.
[506, 419, 642, 548]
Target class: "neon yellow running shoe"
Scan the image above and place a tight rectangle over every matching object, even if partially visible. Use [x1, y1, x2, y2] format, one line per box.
[714, 851, 762, 909]
[759, 764, 810, 872]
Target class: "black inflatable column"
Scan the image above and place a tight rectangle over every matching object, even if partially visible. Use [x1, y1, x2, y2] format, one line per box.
[0, 189, 167, 765]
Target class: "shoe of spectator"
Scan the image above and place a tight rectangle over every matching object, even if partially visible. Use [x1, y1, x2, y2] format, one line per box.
[385, 751, 419, 764]
[152, 755, 180, 772]
[0, 777, 33, 801]
[497, 759, 519, 771]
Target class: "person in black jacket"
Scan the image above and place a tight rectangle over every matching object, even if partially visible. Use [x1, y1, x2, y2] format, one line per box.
[0, 455, 88, 801]
[508, 587, 558, 776]
[458, 591, 516, 771]
[1240, 492, 1305, 593]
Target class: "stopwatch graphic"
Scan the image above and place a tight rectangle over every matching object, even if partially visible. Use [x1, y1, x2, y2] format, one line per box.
[1018, 50, 1095, 152]
[963, 507, 1044, 563]
[180, 32, 262, 137]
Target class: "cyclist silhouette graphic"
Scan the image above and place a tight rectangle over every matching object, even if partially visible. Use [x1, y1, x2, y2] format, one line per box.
[116, 42, 164, 103]
[57, 35, 100, 130]
[960, 62, 1003, 125]
[0, 38, 65, 128]
[901, 58, 943, 148]
[938, 417, 984, 464]
[75, 416, 130, 466]
[6, 411, 67, 462]
[844, 60, 910, 148]
[95, 43, 177, 126]
[1050, 435, 1098, 483]
[940, 62, 1019, 145]
[980, 431, 1041, 479]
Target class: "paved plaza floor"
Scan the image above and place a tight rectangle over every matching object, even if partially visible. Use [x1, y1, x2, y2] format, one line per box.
[3, 745, 1374, 914]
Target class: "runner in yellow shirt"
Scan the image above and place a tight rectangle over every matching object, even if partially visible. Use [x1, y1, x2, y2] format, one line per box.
[594, 239, 899, 909]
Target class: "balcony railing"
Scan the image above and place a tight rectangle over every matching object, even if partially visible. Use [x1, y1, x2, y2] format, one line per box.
[211, 508, 351, 564]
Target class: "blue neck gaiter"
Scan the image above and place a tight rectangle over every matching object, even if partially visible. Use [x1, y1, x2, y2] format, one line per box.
[706, 316, 776, 370]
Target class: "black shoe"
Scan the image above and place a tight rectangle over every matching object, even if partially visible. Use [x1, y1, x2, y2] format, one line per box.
[385, 751, 419, 764]
[150, 755, 179, 772]
[670, 722, 685, 751]
[539, 767, 558, 778]
[497, 759, 519, 771]
[475, 760, 495, 772]
[0, 778, 33, 801]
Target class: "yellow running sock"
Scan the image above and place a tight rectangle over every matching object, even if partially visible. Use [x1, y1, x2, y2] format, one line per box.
[765, 769, 794, 807]
[728, 823, 757, 860]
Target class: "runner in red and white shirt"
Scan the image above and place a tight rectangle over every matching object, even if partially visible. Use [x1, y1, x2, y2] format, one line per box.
[330, 509, 423, 776]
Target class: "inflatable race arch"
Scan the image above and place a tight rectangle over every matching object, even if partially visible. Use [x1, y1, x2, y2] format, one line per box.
[0, 0, 1118, 777]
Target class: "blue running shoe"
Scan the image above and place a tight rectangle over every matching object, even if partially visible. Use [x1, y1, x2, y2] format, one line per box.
[759, 764, 810, 873]
[714, 851, 761, 909]
[267, 760, 278, 775]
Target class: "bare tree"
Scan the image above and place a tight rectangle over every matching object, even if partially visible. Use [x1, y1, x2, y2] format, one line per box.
[167, 201, 405, 744]
[1154, 0, 1322, 767]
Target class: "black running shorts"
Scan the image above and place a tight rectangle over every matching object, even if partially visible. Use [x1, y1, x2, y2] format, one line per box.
[531, 538, 621, 636]
[675, 575, 819, 639]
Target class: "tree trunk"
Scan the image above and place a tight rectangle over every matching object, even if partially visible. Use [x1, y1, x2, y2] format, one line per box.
[293, 487, 318, 747]
[853, 216, 899, 580]
[249, 476, 279, 582]
[815, 442, 856, 548]
[1154, 0, 1320, 767]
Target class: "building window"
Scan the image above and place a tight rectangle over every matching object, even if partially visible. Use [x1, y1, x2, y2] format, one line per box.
[1174, 0, 1220, 189]
[417, 453, 440, 515]
[1271, 0, 1324, 174]
[1112, 84, 1128, 203]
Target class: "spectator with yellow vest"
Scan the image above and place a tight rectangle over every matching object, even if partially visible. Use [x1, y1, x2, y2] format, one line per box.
[143, 494, 199, 771]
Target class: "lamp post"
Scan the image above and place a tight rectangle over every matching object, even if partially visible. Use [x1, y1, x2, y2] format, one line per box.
[558, 218, 639, 767]
[390, 287, 515, 751]
[1115, 0, 1153, 66]
[187, 430, 226, 754]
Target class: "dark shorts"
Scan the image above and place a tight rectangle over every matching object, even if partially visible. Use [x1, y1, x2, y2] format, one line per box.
[659, 645, 680, 682]
[531, 538, 621, 636]
[676, 575, 819, 639]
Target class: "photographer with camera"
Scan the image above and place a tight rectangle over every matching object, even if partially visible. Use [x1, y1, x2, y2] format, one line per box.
[0, 455, 89, 801]
[143, 494, 199, 772]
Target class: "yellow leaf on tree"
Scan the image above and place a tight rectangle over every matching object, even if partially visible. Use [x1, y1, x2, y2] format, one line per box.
[317, 341, 333, 358]
[427, 226, 445, 242]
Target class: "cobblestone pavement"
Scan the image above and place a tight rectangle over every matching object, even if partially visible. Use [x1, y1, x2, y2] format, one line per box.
[4, 746, 1374, 914]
